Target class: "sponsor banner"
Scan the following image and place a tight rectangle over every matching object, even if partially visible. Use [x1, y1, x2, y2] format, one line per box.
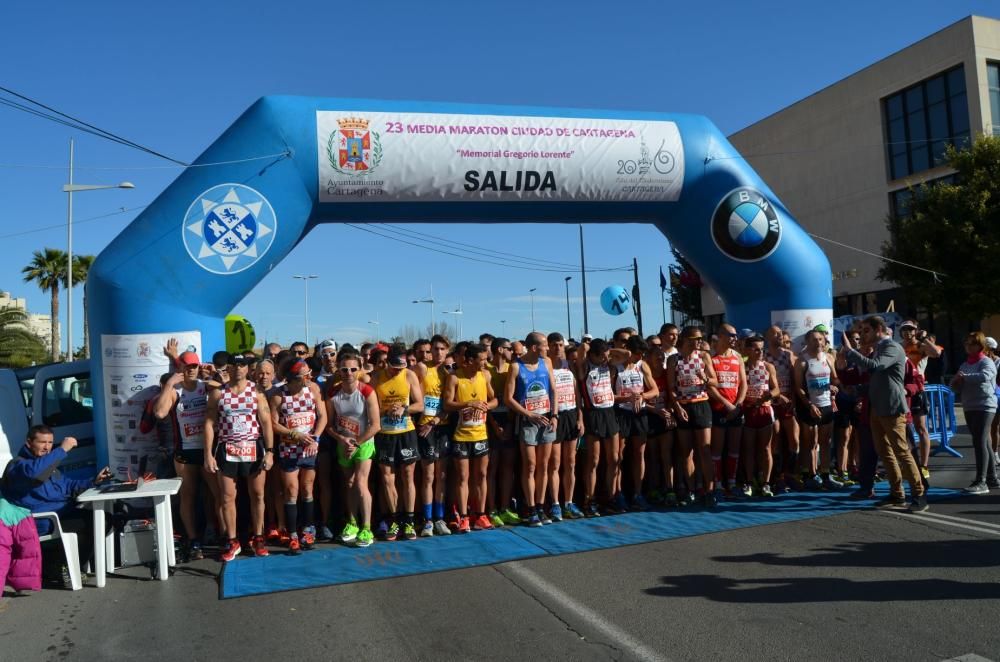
[832, 313, 904, 347]
[101, 331, 201, 478]
[317, 111, 684, 203]
[771, 309, 833, 352]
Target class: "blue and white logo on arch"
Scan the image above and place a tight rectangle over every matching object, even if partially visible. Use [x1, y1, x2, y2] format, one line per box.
[183, 184, 277, 275]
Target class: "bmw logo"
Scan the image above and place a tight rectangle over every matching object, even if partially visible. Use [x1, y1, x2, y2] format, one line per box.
[711, 187, 781, 262]
[183, 183, 277, 275]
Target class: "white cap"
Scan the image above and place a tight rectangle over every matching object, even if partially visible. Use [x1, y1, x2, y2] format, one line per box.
[582, 333, 594, 341]
[986, 337, 998, 350]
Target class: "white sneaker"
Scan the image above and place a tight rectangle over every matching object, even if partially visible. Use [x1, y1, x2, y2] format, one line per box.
[419, 521, 434, 537]
[432, 519, 451, 536]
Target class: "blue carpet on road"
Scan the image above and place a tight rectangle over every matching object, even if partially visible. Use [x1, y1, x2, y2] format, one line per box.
[220, 486, 961, 598]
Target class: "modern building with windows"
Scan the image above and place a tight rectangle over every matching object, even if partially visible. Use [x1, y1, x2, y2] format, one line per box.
[701, 14, 1000, 366]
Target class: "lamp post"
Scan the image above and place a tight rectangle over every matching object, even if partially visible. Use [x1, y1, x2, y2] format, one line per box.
[529, 288, 537, 331]
[368, 319, 380, 341]
[443, 302, 463, 340]
[63, 138, 134, 361]
[500, 319, 506, 335]
[564, 276, 572, 339]
[412, 287, 435, 335]
[292, 275, 318, 344]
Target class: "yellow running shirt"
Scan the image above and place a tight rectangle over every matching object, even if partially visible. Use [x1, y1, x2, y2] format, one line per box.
[453, 371, 488, 443]
[375, 369, 415, 434]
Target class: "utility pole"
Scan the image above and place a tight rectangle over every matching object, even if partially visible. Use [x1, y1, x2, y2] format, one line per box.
[579, 224, 589, 334]
[631, 257, 643, 337]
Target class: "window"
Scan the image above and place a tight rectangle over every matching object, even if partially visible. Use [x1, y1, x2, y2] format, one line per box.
[889, 174, 957, 219]
[41, 373, 93, 428]
[883, 66, 969, 179]
[989, 62, 1000, 136]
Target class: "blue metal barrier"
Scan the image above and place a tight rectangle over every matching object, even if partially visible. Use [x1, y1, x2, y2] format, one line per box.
[924, 384, 961, 458]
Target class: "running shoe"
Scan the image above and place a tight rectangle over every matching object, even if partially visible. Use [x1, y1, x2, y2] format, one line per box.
[538, 508, 552, 525]
[874, 495, 907, 509]
[664, 491, 679, 507]
[499, 508, 522, 526]
[473, 514, 494, 530]
[317, 525, 335, 542]
[646, 488, 664, 505]
[584, 501, 602, 518]
[679, 492, 696, 507]
[994, 451, 1000, 467]
[703, 491, 717, 508]
[265, 527, 281, 544]
[908, 497, 929, 513]
[300, 530, 316, 550]
[564, 502, 584, 519]
[278, 528, 291, 546]
[964, 482, 989, 495]
[385, 522, 400, 541]
[458, 516, 471, 534]
[549, 504, 563, 522]
[420, 521, 434, 537]
[920, 467, 931, 480]
[807, 474, 824, 491]
[839, 471, 857, 487]
[631, 494, 650, 511]
[355, 529, 374, 548]
[186, 541, 204, 562]
[761, 484, 774, 498]
[822, 474, 844, 490]
[988, 480, 1000, 490]
[339, 522, 359, 544]
[713, 487, 726, 503]
[740, 484, 753, 498]
[433, 519, 453, 536]
[403, 523, 417, 540]
[848, 489, 875, 500]
[376, 520, 390, 540]
[489, 512, 506, 528]
[251, 535, 269, 557]
[614, 492, 629, 513]
[527, 512, 543, 527]
[287, 536, 301, 555]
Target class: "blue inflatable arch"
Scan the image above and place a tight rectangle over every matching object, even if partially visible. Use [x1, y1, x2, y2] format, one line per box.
[90, 97, 831, 467]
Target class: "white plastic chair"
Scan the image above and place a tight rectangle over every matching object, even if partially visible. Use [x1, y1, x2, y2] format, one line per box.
[31, 512, 82, 591]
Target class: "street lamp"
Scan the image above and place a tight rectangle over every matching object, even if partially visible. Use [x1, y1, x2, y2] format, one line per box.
[63, 138, 134, 361]
[443, 302, 464, 340]
[412, 285, 435, 336]
[368, 319, 380, 341]
[529, 288, 537, 331]
[500, 320, 506, 336]
[292, 275, 318, 344]
[564, 276, 573, 339]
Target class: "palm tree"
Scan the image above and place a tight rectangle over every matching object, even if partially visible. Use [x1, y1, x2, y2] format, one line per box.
[73, 255, 95, 359]
[0, 307, 47, 368]
[22, 248, 67, 361]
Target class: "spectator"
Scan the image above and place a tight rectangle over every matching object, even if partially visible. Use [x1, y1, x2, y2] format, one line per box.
[950, 332, 998, 494]
[0, 496, 41, 595]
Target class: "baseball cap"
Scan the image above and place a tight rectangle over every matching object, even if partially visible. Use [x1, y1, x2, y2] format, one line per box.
[739, 328, 755, 339]
[178, 351, 200, 366]
[812, 324, 830, 334]
[374, 342, 390, 353]
[288, 360, 311, 377]
[900, 320, 918, 330]
[582, 333, 594, 341]
[987, 337, 998, 350]
[318, 338, 337, 353]
[228, 353, 252, 366]
[387, 346, 407, 368]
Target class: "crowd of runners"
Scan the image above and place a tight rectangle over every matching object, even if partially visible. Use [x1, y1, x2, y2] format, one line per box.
[142, 315, 991, 563]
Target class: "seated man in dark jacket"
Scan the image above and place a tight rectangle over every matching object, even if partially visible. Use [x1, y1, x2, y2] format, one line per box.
[1, 425, 111, 535]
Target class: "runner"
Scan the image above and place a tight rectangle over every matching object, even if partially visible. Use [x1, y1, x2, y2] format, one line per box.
[312, 340, 339, 541]
[899, 321, 941, 478]
[547, 332, 585, 520]
[256, 359, 289, 545]
[666, 327, 719, 506]
[765, 325, 800, 492]
[487, 338, 519, 527]
[204, 353, 275, 561]
[793, 329, 843, 490]
[371, 345, 424, 541]
[645, 342, 678, 506]
[742, 336, 779, 497]
[611, 336, 658, 512]
[326, 350, 380, 548]
[505, 332, 558, 527]
[479, 333, 495, 357]
[152, 339, 222, 561]
[709, 325, 748, 499]
[269, 360, 326, 554]
[575, 338, 618, 517]
[414, 334, 453, 536]
[444, 343, 498, 532]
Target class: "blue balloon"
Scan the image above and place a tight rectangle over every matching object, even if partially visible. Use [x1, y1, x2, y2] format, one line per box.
[601, 285, 631, 316]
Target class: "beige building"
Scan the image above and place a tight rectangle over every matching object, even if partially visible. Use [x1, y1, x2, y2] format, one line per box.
[702, 14, 1000, 360]
[0, 290, 57, 349]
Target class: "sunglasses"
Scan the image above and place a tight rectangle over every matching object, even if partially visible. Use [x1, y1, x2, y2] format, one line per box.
[294, 350, 308, 356]
[339, 366, 360, 373]
[443, 364, 456, 371]
[688, 336, 704, 341]
[322, 352, 336, 359]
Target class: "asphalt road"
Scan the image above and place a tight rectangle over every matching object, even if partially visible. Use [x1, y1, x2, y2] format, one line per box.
[3, 431, 999, 662]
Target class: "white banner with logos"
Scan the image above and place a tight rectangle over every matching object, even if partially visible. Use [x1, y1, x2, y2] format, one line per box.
[771, 308, 834, 352]
[317, 111, 684, 203]
[101, 331, 201, 479]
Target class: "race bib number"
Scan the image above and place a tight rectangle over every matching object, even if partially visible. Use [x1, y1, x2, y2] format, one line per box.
[679, 375, 703, 397]
[807, 377, 830, 392]
[337, 415, 361, 438]
[556, 386, 576, 412]
[718, 371, 739, 389]
[225, 440, 256, 463]
[182, 422, 204, 438]
[525, 393, 550, 414]
[287, 412, 315, 433]
[381, 412, 408, 432]
[423, 395, 441, 418]
[459, 407, 486, 428]
[589, 384, 614, 408]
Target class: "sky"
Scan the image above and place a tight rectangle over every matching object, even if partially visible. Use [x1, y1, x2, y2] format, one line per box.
[1, 0, 997, 350]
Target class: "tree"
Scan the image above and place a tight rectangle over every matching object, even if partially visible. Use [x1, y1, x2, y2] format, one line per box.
[72, 255, 95, 358]
[22, 248, 67, 361]
[667, 247, 703, 324]
[394, 321, 458, 346]
[0, 307, 48, 368]
[879, 135, 1000, 320]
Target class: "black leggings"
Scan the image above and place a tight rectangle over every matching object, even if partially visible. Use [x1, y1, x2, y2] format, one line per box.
[966, 409, 998, 484]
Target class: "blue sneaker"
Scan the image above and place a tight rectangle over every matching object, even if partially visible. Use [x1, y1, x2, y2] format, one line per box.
[564, 502, 584, 519]
[538, 508, 552, 525]
[527, 513, 543, 527]
[317, 525, 334, 542]
[631, 494, 650, 511]
[614, 492, 628, 513]
[584, 501, 602, 518]
[376, 520, 389, 539]
[549, 504, 563, 522]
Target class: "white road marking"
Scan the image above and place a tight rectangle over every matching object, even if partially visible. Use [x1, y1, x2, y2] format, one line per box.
[914, 510, 1000, 531]
[886, 510, 1000, 537]
[502, 561, 670, 662]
